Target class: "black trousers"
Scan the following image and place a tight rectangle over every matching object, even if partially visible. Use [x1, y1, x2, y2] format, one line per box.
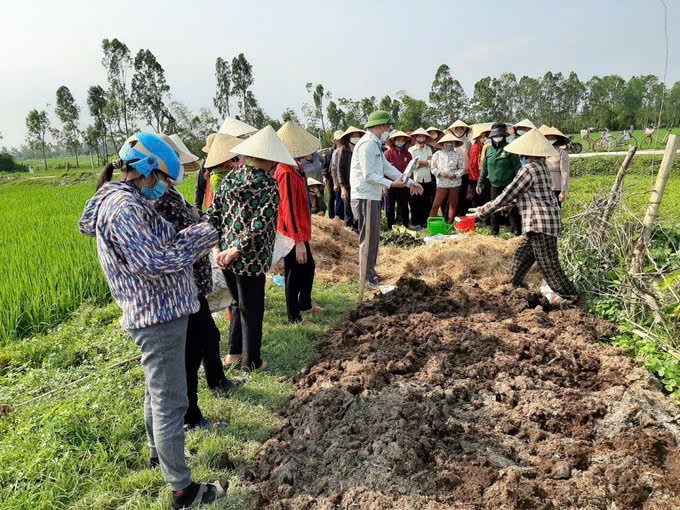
[342, 188, 355, 228]
[490, 184, 522, 235]
[511, 232, 577, 298]
[456, 174, 470, 217]
[326, 179, 336, 219]
[554, 190, 562, 208]
[410, 181, 435, 227]
[223, 270, 266, 371]
[385, 188, 410, 229]
[283, 242, 316, 323]
[184, 295, 226, 426]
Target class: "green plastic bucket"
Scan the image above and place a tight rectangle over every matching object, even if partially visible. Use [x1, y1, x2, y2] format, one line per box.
[427, 217, 451, 235]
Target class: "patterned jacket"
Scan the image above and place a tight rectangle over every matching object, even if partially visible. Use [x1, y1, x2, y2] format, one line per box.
[477, 160, 561, 237]
[208, 165, 280, 276]
[153, 187, 213, 297]
[430, 149, 465, 188]
[79, 181, 218, 330]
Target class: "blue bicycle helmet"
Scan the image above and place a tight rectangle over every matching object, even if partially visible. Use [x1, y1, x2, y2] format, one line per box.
[118, 132, 183, 184]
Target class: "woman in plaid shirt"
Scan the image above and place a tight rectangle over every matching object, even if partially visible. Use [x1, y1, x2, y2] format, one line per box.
[470, 129, 578, 300]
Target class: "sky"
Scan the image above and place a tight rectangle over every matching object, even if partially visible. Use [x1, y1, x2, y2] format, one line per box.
[1, 0, 678, 148]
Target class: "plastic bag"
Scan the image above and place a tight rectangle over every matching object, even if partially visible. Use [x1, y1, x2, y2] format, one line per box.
[206, 252, 232, 313]
[270, 232, 296, 271]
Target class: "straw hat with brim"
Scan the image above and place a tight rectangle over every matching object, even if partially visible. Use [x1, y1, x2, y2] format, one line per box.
[218, 116, 258, 138]
[340, 126, 366, 142]
[333, 129, 344, 141]
[183, 161, 201, 172]
[387, 130, 412, 143]
[426, 126, 445, 138]
[277, 121, 321, 158]
[447, 119, 471, 133]
[169, 134, 199, 163]
[538, 124, 550, 134]
[205, 133, 243, 169]
[411, 128, 433, 141]
[158, 134, 196, 165]
[437, 132, 465, 146]
[512, 118, 537, 131]
[202, 133, 217, 154]
[364, 110, 392, 129]
[231, 125, 297, 166]
[542, 126, 570, 145]
[307, 177, 323, 186]
[471, 123, 493, 141]
[504, 129, 558, 158]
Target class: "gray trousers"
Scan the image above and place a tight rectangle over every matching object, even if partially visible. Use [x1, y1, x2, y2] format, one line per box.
[130, 316, 191, 491]
[352, 198, 381, 282]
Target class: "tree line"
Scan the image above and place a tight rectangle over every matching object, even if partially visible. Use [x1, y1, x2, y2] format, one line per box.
[10, 36, 680, 172]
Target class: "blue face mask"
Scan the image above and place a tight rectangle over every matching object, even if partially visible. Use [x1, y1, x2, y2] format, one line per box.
[141, 174, 168, 200]
[520, 156, 529, 166]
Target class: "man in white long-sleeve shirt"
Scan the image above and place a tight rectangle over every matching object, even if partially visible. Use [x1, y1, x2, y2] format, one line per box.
[350, 110, 423, 284]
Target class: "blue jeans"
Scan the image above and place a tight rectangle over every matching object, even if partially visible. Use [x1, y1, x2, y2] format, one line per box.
[130, 316, 191, 491]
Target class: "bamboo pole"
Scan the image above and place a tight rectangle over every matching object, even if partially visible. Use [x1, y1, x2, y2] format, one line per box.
[601, 145, 637, 225]
[358, 200, 374, 305]
[629, 135, 679, 278]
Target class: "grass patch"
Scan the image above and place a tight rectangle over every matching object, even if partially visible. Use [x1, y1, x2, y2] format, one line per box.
[0, 280, 357, 509]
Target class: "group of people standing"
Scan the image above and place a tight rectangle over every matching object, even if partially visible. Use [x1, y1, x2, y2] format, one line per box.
[78, 107, 576, 508]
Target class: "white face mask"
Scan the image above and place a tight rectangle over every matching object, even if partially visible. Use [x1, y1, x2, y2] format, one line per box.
[516, 130, 526, 136]
[381, 130, 390, 142]
[415, 136, 426, 144]
[492, 136, 503, 143]
[395, 141, 406, 148]
[442, 143, 454, 151]
[350, 137, 361, 145]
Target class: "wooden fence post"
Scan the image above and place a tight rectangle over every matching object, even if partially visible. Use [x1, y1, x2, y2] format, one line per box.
[602, 145, 637, 225]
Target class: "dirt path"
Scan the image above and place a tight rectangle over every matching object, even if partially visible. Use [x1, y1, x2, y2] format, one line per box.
[253, 275, 680, 509]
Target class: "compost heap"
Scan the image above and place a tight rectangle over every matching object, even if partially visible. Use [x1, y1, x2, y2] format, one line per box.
[255, 276, 680, 509]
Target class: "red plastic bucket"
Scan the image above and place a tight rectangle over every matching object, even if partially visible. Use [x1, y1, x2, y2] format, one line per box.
[455, 216, 476, 232]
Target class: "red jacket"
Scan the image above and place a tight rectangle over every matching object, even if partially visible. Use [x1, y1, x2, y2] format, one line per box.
[274, 163, 312, 243]
[468, 141, 482, 181]
[384, 146, 412, 172]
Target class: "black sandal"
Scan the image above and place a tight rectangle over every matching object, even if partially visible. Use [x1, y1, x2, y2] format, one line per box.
[172, 480, 226, 509]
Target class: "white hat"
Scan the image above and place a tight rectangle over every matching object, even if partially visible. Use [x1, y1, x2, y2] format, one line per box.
[231, 126, 297, 166]
[504, 128, 558, 158]
[205, 133, 243, 169]
[169, 134, 199, 163]
[512, 118, 537, 131]
[158, 133, 197, 165]
[437, 132, 465, 146]
[218, 116, 258, 138]
[202, 133, 217, 154]
[447, 119, 471, 133]
[277, 121, 321, 158]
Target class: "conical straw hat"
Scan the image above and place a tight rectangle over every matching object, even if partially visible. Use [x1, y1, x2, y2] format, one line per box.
[205, 133, 242, 169]
[504, 128, 558, 158]
[538, 124, 550, 134]
[542, 126, 570, 145]
[333, 129, 344, 141]
[158, 133, 196, 165]
[512, 118, 537, 131]
[387, 130, 412, 142]
[169, 134, 199, 163]
[437, 132, 465, 146]
[183, 161, 201, 172]
[218, 116, 258, 137]
[470, 123, 493, 141]
[276, 121, 320, 158]
[411, 127, 433, 140]
[426, 126, 445, 137]
[231, 125, 297, 166]
[202, 133, 217, 154]
[340, 126, 366, 142]
[447, 119, 471, 132]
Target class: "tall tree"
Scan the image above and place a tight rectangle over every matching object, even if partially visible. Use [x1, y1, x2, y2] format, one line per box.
[326, 100, 345, 131]
[379, 95, 402, 124]
[305, 83, 330, 135]
[282, 108, 301, 124]
[428, 64, 468, 126]
[101, 38, 133, 135]
[471, 77, 499, 120]
[131, 49, 171, 132]
[396, 95, 430, 131]
[25, 109, 50, 171]
[560, 72, 586, 132]
[54, 86, 81, 168]
[213, 57, 232, 117]
[337, 97, 365, 127]
[515, 76, 542, 122]
[87, 85, 109, 160]
[231, 53, 254, 120]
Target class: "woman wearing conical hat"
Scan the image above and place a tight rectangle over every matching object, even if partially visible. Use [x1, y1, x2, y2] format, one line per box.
[384, 130, 414, 229]
[429, 132, 466, 224]
[194, 133, 217, 209]
[469, 129, 578, 301]
[408, 128, 435, 229]
[209, 126, 296, 371]
[447, 119, 473, 217]
[329, 129, 346, 221]
[540, 126, 571, 207]
[337, 126, 366, 229]
[275, 122, 324, 324]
